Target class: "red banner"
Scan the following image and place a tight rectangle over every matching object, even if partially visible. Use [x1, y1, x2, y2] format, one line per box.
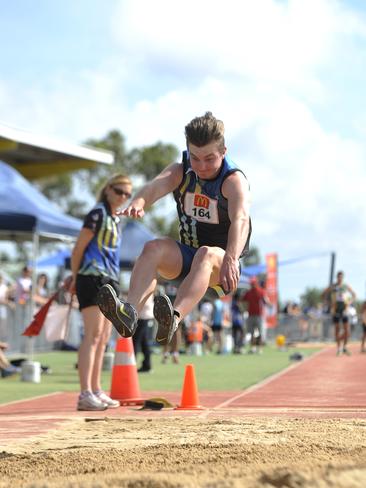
[265, 253, 278, 328]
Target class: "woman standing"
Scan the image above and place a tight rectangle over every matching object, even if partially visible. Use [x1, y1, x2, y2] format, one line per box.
[70, 174, 132, 411]
[34, 273, 50, 309]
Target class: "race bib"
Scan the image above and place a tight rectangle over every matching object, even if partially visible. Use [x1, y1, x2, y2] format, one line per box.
[184, 192, 219, 224]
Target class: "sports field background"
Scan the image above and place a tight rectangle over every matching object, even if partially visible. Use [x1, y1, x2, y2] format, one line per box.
[1, 345, 319, 404]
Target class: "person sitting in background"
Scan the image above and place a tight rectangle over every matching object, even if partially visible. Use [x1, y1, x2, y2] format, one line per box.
[0, 341, 21, 378]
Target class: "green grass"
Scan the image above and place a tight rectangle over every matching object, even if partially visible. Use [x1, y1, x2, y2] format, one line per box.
[0, 346, 320, 404]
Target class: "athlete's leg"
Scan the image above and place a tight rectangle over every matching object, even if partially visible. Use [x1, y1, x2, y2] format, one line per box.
[173, 246, 224, 320]
[127, 238, 183, 313]
[78, 306, 105, 392]
[334, 319, 341, 349]
[91, 316, 112, 392]
[361, 325, 366, 352]
[342, 318, 351, 354]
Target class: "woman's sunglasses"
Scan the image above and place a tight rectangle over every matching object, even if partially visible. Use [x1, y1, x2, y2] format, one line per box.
[112, 186, 131, 198]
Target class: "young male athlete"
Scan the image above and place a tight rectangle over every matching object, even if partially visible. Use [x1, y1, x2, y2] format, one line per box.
[322, 270, 356, 356]
[97, 112, 251, 345]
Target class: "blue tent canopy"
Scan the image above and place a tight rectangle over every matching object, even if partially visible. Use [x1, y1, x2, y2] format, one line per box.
[0, 161, 82, 240]
[119, 220, 156, 268]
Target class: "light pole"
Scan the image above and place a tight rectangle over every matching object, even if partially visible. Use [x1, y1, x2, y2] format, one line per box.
[329, 251, 336, 287]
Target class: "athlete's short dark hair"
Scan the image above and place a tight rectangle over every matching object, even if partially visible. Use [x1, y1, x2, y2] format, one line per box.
[185, 112, 225, 152]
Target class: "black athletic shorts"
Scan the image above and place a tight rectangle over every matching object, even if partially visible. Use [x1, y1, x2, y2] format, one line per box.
[76, 274, 120, 311]
[332, 302, 349, 324]
[169, 241, 241, 299]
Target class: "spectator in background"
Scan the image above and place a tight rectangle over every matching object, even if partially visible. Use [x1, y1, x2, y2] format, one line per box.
[242, 277, 270, 354]
[308, 303, 324, 340]
[159, 284, 181, 364]
[0, 274, 14, 342]
[347, 304, 358, 337]
[161, 328, 181, 364]
[34, 273, 50, 309]
[186, 313, 212, 355]
[15, 266, 32, 306]
[360, 301, 366, 354]
[69, 173, 132, 411]
[231, 292, 245, 354]
[322, 271, 356, 356]
[14, 266, 33, 348]
[211, 298, 225, 354]
[199, 299, 214, 326]
[133, 293, 154, 373]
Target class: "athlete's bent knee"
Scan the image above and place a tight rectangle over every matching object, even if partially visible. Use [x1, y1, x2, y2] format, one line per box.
[194, 246, 222, 266]
[140, 239, 165, 259]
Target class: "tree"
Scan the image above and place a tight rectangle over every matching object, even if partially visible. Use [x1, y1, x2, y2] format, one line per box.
[300, 287, 323, 309]
[83, 129, 130, 196]
[128, 142, 179, 181]
[34, 130, 179, 220]
[33, 173, 88, 218]
[244, 246, 261, 266]
[149, 215, 179, 240]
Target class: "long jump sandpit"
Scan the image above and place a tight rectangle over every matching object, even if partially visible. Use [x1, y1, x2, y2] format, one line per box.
[1, 345, 366, 487]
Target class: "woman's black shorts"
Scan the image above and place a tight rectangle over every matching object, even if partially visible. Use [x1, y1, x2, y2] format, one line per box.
[76, 274, 120, 311]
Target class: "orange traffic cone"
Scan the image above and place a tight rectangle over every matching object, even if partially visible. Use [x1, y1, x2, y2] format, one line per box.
[110, 337, 144, 406]
[175, 364, 205, 410]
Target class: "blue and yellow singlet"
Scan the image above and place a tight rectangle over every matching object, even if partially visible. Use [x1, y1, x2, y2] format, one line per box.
[78, 201, 121, 281]
[173, 150, 251, 256]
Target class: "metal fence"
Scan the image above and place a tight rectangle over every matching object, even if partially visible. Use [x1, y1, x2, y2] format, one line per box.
[0, 304, 363, 357]
[266, 312, 361, 343]
[0, 303, 83, 355]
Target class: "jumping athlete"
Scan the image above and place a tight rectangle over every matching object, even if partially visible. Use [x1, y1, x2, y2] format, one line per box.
[97, 112, 251, 345]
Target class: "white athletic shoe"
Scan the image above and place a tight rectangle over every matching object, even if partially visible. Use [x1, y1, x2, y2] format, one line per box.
[94, 391, 120, 408]
[77, 392, 108, 411]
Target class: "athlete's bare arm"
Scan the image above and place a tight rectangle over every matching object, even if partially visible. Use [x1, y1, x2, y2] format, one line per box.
[346, 285, 357, 301]
[70, 228, 94, 292]
[220, 172, 251, 292]
[121, 163, 183, 219]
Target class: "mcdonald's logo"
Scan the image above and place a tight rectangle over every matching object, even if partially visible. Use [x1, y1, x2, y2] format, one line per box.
[194, 194, 209, 209]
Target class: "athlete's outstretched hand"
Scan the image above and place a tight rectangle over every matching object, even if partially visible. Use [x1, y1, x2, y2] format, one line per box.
[118, 198, 145, 219]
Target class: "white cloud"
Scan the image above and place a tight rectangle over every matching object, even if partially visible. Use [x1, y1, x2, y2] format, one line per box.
[1, 0, 366, 299]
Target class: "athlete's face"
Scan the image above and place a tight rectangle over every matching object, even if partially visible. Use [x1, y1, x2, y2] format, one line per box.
[188, 142, 226, 180]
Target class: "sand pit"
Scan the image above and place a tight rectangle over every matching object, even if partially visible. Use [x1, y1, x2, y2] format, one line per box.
[1, 415, 366, 487]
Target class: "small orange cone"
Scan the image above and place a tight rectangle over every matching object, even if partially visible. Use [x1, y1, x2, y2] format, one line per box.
[175, 364, 205, 410]
[110, 337, 144, 406]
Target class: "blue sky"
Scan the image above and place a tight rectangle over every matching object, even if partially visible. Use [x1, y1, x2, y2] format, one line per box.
[1, 0, 366, 303]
